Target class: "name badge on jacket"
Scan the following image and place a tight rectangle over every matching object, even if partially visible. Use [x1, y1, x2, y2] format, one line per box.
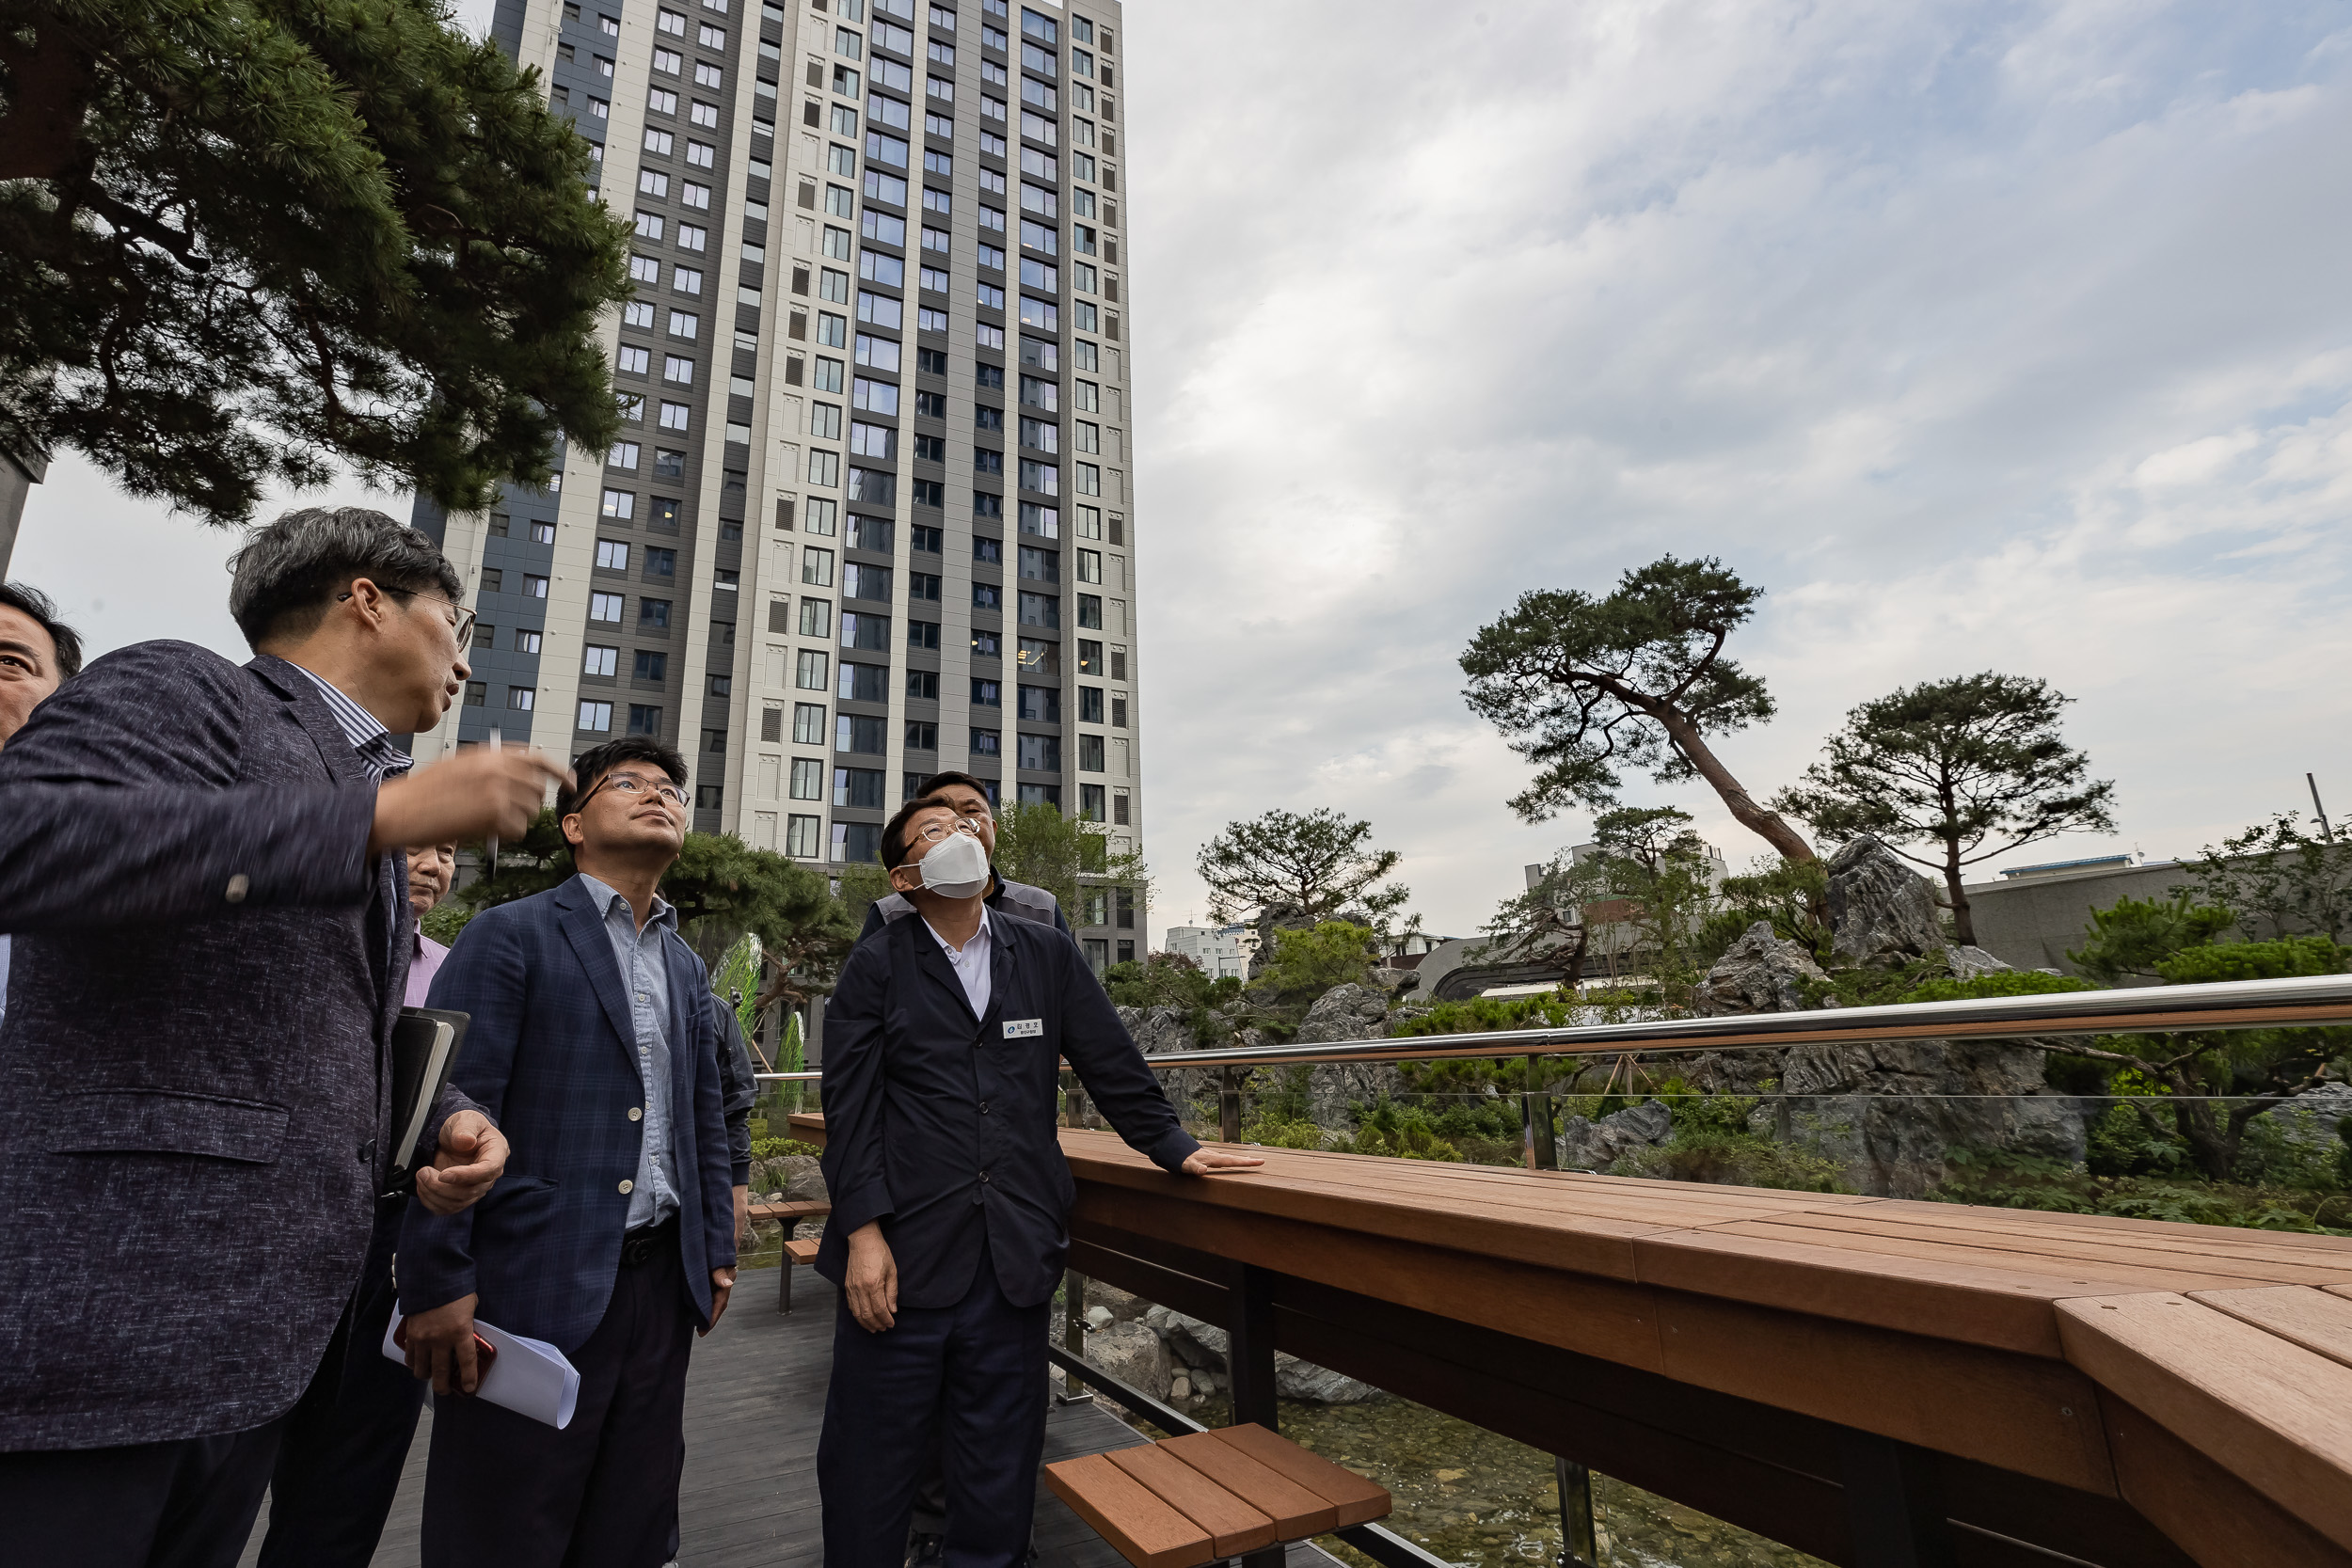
[1003, 1018, 1043, 1039]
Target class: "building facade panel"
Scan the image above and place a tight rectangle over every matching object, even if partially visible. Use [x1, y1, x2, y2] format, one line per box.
[419, 0, 1142, 963]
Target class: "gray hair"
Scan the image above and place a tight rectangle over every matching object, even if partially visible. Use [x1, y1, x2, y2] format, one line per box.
[227, 507, 462, 650]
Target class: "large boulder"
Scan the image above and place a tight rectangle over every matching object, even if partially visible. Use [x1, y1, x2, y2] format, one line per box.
[1559, 1099, 1674, 1170]
[1293, 985, 1405, 1127]
[1139, 1307, 1383, 1403]
[1692, 922, 1831, 1016]
[1116, 1003, 1209, 1124]
[1780, 1037, 2085, 1197]
[1826, 836, 1945, 969]
[1084, 1321, 1171, 1402]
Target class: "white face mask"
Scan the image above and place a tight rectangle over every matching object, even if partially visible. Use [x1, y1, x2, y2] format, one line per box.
[915, 830, 991, 900]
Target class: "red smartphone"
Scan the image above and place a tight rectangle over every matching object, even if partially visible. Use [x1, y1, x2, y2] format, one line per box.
[392, 1320, 500, 1384]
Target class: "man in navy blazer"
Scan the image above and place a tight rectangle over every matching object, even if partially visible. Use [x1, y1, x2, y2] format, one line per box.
[816, 795, 1262, 1568]
[400, 736, 738, 1568]
[0, 508, 561, 1566]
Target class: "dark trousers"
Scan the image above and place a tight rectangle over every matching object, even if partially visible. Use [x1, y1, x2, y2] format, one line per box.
[0, 1415, 286, 1568]
[818, 1246, 1050, 1568]
[420, 1222, 695, 1568]
[257, 1220, 426, 1568]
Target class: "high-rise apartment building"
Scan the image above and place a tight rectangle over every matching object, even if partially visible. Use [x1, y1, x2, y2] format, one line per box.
[414, 0, 1144, 964]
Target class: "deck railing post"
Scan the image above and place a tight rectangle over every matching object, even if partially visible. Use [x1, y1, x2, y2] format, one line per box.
[1057, 1266, 1094, 1404]
[1218, 1067, 1243, 1144]
[1553, 1457, 1598, 1568]
[1523, 1053, 1556, 1169]
[1837, 1432, 1956, 1568]
[1228, 1261, 1284, 1568]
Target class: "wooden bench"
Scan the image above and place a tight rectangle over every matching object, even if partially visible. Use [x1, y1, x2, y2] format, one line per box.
[1044, 1422, 1390, 1568]
[746, 1198, 829, 1313]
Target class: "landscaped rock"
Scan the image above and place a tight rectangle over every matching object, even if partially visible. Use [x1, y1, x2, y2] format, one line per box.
[1559, 1099, 1674, 1171]
[1779, 1036, 2084, 1197]
[749, 1154, 826, 1202]
[1692, 922, 1831, 1016]
[1139, 1307, 1383, 1402]
[1826, 835, 1946, 969]
[1084, 1321, 1171, 1402]
[2249, 1082, 2352, 1161]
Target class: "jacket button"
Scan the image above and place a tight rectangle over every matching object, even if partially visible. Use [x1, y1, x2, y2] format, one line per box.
[628, 1107, 644, 1121]
[619, 1179, 634, 1194]
[979, 1101, 990, 1115]
[225, 874, 250, 904]
[979, 1169, 992, 1183]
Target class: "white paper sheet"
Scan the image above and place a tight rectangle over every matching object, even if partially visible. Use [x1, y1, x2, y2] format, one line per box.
[383, 1308, 581, 1430]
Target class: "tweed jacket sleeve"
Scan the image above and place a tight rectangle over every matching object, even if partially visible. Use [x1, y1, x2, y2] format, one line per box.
[0, 641, 376, 931]
[817, 933, 897, 1239]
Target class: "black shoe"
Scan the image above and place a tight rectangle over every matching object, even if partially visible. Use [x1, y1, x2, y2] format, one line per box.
[906, 1533, 945, 1568]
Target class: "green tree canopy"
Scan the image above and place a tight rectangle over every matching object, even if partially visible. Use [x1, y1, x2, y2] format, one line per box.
[0, 0, 630, 523]
[2175, 812, 2352, 943]
[2069, 894, 2236, 987]
[1195, 807, 1407, 928]
[1459, 556, 1815, 863]
[991, 800, 1147, 920]
[1254, 921, 1380, 1000]
[1772, 673, 2117, 945]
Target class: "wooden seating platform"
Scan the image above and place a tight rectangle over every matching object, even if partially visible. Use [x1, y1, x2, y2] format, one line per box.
[1044, 1423, 1389, 1568]
[748, 1197, 829, 1312]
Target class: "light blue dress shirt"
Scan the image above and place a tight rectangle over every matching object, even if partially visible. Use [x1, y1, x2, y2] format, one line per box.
[575, 872, 682, 1229]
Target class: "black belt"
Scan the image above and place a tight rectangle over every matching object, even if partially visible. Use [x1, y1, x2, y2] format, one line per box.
[620, 1215, 678, 1267]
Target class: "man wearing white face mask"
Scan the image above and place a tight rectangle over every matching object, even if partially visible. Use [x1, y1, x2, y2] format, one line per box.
[814, 795, 1263, 1568]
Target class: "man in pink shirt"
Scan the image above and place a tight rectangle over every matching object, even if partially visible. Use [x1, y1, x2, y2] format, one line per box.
[405, 842, 459, 1006]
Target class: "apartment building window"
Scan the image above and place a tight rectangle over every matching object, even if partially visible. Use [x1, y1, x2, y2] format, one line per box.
[971, 677, 1001, 706]
[909, 619, 941, 650]
[787, 815, 824, 857]
[610, 440, 643, 468]
[1078, 687, 1103, 723]
[796, 649, 829, 689]
[1078, 734, 1104, 771]
[789, 758, 825, 800]
[465, 681, 486, 706]
[523, 575, 548, 597]
[597, 540, 630, 571]
[970, 727, 1000, 757]
[1016, 685, 1057, 722]
[793, 702, 827, 744]
[836, 715, 887, 755]
[505, 687, 535, 711]
[1016, 592, 1057, 628]
[907, 669, 940, 700]
[644, 547, 676, 578]
[1016, 734, 1058, 771]
[838, 661, 889, 702]
[579, 700, 613, 732]
[840, 612, 890, 650]
[834, 822, 884, 863]
[633, 650, 668, 682]
[1112, 787, 1129, 826]
[660, 401, 691, 430]
[585, 645, 619, 677]
[641, 597, 672, 627]
[1078, 784, 1106, 821]
[618, 345, 650, 374]
[1017, 637, 1058, 676]
[590, 592, 625, 622]
[628, 705, 664, 736]
[799, 596, 833, 636]
[905, 721, 937, 752]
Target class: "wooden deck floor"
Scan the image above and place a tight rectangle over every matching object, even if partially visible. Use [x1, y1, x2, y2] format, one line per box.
[238, 1267, 1333, 1568]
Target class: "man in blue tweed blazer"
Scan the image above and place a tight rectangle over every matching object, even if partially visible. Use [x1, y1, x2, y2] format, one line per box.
[0, 508, 564, 1567]
[400, 735, 738, 1568]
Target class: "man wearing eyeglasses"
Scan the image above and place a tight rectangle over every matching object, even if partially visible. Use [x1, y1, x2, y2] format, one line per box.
[0, 507, 560, 1564]
[398, 736, 738, 1568]
[858, 769, 1069, 948]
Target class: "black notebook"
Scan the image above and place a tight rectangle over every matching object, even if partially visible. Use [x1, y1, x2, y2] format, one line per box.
[386, 1007, 471, 1198]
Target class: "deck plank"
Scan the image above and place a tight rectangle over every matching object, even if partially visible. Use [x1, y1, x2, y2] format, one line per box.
[235, 1270, 1337, 1568]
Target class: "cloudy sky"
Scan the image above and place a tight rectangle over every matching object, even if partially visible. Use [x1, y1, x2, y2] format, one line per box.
[17, 0, 2352, 941]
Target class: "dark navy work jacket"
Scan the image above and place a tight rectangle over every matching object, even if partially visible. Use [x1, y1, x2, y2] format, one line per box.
[817, 910, 1199, 1309]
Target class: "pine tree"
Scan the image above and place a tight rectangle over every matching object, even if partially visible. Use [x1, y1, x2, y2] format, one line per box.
[0, 0, 632, 523]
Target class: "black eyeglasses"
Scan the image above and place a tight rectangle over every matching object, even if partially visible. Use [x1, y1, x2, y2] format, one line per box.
[338, 588, 476, 644]
[577, 771, 691, 811]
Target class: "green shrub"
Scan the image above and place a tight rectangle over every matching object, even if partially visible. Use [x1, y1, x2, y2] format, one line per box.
[749, 1137, 824, 1160]
[1899, 970, 2102, 1003]
[1350, 1101, 1462, 1162]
